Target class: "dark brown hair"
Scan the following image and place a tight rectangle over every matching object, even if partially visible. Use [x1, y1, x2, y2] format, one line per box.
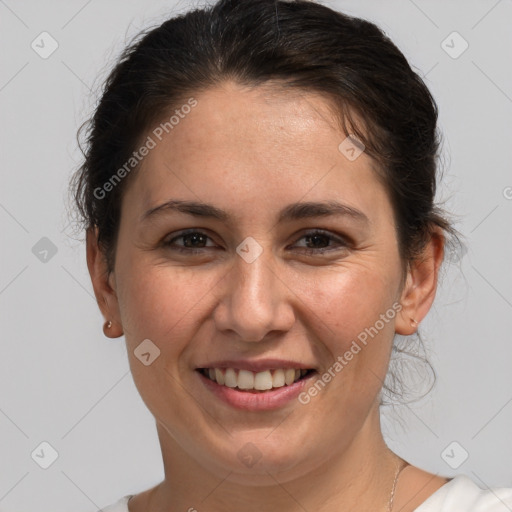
[71, 0, 460, 405]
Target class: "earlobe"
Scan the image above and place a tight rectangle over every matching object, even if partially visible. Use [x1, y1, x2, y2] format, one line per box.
[395, 271, 418, 336]
[395, 229, 445, 336]
[86, 227, 124, 338]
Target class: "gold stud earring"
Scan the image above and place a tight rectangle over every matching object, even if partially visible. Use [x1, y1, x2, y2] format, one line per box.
[103, 320, 113, 336]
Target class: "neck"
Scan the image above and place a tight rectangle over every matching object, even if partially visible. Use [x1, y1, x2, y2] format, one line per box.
[149, 405, 399, 512]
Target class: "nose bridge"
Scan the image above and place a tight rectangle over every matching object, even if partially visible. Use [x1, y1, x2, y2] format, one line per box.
[216, 246, 292, 342]
[237, 251, 274, 309]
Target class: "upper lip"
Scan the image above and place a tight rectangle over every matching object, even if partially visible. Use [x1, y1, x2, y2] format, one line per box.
[196, 359, 317, 373]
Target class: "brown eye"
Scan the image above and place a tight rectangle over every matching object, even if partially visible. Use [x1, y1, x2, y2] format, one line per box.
[162, 230, 217, 254]
[293, 230, 348, 255]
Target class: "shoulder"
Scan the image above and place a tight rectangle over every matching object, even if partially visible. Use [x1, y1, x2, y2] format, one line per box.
[96, 495, 133, 512]
[415, 475, 512, 511]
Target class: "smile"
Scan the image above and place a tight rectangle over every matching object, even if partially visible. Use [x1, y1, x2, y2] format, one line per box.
[198, 367, 315, 392]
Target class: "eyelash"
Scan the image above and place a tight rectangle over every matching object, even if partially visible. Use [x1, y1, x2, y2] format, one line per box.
[161, 229, 349, 255]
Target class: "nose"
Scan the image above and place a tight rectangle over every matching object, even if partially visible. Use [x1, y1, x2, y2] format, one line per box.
[213, 248, 295, 343]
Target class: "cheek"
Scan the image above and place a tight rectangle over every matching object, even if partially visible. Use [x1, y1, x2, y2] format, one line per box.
[299, 261, 400, 343]
[115, 263, 214, 412]
[296, 260, 401, 408]
[116, 252, 400, 356]
[116, 258, 223, 351]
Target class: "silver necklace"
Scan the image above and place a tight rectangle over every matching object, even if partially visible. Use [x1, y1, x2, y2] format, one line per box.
[132, 458, 410, 511]
[388, 458, 409, 512]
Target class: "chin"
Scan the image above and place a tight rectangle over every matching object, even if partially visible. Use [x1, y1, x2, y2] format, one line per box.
[204, 435, 320, 484]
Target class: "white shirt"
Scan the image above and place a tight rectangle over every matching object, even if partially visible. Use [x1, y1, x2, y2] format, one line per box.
[98, 475, 512, 512]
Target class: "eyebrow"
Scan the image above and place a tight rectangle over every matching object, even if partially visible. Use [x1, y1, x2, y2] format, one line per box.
[140, 199, 369, 225]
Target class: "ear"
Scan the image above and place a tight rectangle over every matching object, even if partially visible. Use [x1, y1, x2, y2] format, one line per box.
[395, 228, 445, 335]
[86, 227, 123, 338]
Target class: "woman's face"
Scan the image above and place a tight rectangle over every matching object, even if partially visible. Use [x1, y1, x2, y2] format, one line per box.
[95, 81, 424, 482]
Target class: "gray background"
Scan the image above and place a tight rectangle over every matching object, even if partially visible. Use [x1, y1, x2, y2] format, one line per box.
[1, 0, 511, 510]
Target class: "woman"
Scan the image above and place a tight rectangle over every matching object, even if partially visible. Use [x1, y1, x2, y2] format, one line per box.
[71, 0, 512, 510]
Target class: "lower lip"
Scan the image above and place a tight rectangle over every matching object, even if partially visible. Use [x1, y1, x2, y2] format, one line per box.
[197, 370, 316, 411]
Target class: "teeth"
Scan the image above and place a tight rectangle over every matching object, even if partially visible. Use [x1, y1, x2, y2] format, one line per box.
[202, 367, 311, 390]
[214, 368, 225, 385]
[238, 370, 254, 390]
[254, 370, 273, 390]
[273, 369, 285, 387]
[224, 368, 237, 388]
[285, 368, 296, 386]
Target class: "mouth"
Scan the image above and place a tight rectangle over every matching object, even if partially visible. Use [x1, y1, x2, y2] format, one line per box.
[196, 367, 316, 393]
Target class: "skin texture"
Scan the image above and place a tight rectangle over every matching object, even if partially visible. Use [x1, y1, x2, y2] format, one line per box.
[87, 81, 447, 511]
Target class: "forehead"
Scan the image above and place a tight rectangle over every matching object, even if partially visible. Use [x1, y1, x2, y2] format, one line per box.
[123, 81, 392, 226]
